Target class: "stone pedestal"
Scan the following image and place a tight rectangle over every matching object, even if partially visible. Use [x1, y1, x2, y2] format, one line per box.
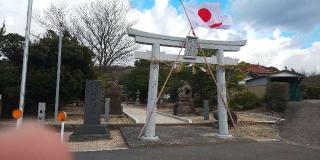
[70, 80, 110, 142]
[70, 125, 109, 141]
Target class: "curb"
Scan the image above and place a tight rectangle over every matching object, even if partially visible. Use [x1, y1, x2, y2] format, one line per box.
[123, 110, 141, 124]
[132, 106, 192, 123]
[245, 113, 285, 122]
[155, 110, 192, 123]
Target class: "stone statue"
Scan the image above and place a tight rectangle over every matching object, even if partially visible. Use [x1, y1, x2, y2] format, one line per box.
[105, 81, 123, 115]
[174, 80, 195, 115]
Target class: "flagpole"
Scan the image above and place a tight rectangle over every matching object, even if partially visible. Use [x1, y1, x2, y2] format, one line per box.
[17, 0, 33, 128]
[54, 30, 63, 123]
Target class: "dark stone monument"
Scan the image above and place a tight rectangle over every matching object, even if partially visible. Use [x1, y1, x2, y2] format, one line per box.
[70, 80, 110, 141]
[105, 81, 123, 115]
[174, 81, 195, 115]
[203, 100, 209, 120]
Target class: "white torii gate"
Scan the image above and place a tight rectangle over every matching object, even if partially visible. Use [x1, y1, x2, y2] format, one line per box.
[128, 28, 246, 140]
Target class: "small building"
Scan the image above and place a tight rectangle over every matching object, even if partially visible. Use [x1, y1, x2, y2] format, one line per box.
[245, 71, 305, 101]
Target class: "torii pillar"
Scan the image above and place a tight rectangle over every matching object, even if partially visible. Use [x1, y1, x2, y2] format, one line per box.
[144, 43, 160, 140]
[128, 29, 246, 140]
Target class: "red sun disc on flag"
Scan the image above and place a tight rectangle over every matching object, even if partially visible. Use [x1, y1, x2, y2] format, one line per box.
[198, 8, 211, 22]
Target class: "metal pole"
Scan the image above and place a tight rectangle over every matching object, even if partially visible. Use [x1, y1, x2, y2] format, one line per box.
[54, 31, 63, 122]
[17, 0, 33, 128]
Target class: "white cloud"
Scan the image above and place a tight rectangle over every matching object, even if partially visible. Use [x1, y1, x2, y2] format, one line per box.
[128, 0, 320, 73]
[0, 0, 99, 35]
[228, 27, 320, 74]
[0, 0, 319, 73]
[231, 0, 320, 32]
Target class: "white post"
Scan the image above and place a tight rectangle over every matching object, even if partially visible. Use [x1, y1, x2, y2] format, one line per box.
[17, 0, 33, 128]
[54, 31, 63, 123]
[142, 43, 160, 141]
[216, 49, 231, 138]
[37, 102, 46, 123]
[60, 122, 65, 143]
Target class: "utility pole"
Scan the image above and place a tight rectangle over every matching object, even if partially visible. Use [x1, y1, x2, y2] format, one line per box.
[17, 0, 33, 128]
[54, 30, 63, 123]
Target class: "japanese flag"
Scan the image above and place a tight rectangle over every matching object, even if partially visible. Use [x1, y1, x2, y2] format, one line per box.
[185, 2, 232, 29]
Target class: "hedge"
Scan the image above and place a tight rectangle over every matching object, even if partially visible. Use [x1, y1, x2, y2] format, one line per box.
[266, 82, 289, 112]
[230, 90, 261, 110]
[304, 87, 320, 99]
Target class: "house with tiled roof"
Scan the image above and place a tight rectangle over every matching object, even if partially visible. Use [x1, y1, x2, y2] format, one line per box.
[242, 63, 305, 101]
[243, 64, 278, 81]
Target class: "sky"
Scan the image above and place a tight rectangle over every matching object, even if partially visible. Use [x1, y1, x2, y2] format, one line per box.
[0, 0, 320, 74]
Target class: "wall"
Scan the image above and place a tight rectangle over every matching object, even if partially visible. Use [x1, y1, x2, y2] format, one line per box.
[246, 77, 268, 86]
[247, 85, 267, 99]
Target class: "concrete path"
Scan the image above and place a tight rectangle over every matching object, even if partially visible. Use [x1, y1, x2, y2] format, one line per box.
[123, 104, 187, 124]
[74, 141, 320, 160]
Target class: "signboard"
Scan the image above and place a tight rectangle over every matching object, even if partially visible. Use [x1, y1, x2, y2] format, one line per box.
[184, 36, 199, 59]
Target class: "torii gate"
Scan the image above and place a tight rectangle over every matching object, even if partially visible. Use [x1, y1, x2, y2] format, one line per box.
[128, 28, 246, 140]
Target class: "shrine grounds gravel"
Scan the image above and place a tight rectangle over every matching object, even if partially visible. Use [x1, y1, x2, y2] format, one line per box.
[67, 130, 128, 152]
[120, 126, 253, 148]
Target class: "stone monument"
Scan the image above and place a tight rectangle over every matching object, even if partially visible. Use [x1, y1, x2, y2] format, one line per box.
[174, 81, 195, 115]
[203, 100, 209, 120]
[70, 80, 110, 141]
[105, 81, 123, 115]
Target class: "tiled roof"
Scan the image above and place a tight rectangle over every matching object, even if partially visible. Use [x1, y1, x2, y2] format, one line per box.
[245, 64, 273, 75]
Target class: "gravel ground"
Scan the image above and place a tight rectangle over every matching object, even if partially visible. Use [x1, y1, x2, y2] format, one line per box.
[280, 100, 320, 147]
[231, 122, 280, 140]
[45, 116, 134, 125]
[67, 130, 128, 152]
[120, 126, 253, 148]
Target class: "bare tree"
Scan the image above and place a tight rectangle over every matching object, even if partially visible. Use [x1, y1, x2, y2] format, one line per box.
[71, 0, 137, 70]
[36, 2, 69, 33]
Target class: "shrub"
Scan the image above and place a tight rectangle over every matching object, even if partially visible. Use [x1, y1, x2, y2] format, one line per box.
[266, 82, 289, 112]
[230, 90, 261, 110]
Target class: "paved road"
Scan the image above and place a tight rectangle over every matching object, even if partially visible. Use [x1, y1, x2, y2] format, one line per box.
[123, 104, 187, 124]
[280, 100, 320, 147]
[74, 141, 320, 160]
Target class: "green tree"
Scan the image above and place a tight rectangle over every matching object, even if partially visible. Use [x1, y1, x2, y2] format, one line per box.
[0, 30, 96, 117]
[121, 50, 248, 109]
[120, 60, 151, 102]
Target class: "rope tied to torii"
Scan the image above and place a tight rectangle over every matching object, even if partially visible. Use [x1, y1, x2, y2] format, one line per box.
[179, 0, 239, 134]
[137, 0, 239, 138]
